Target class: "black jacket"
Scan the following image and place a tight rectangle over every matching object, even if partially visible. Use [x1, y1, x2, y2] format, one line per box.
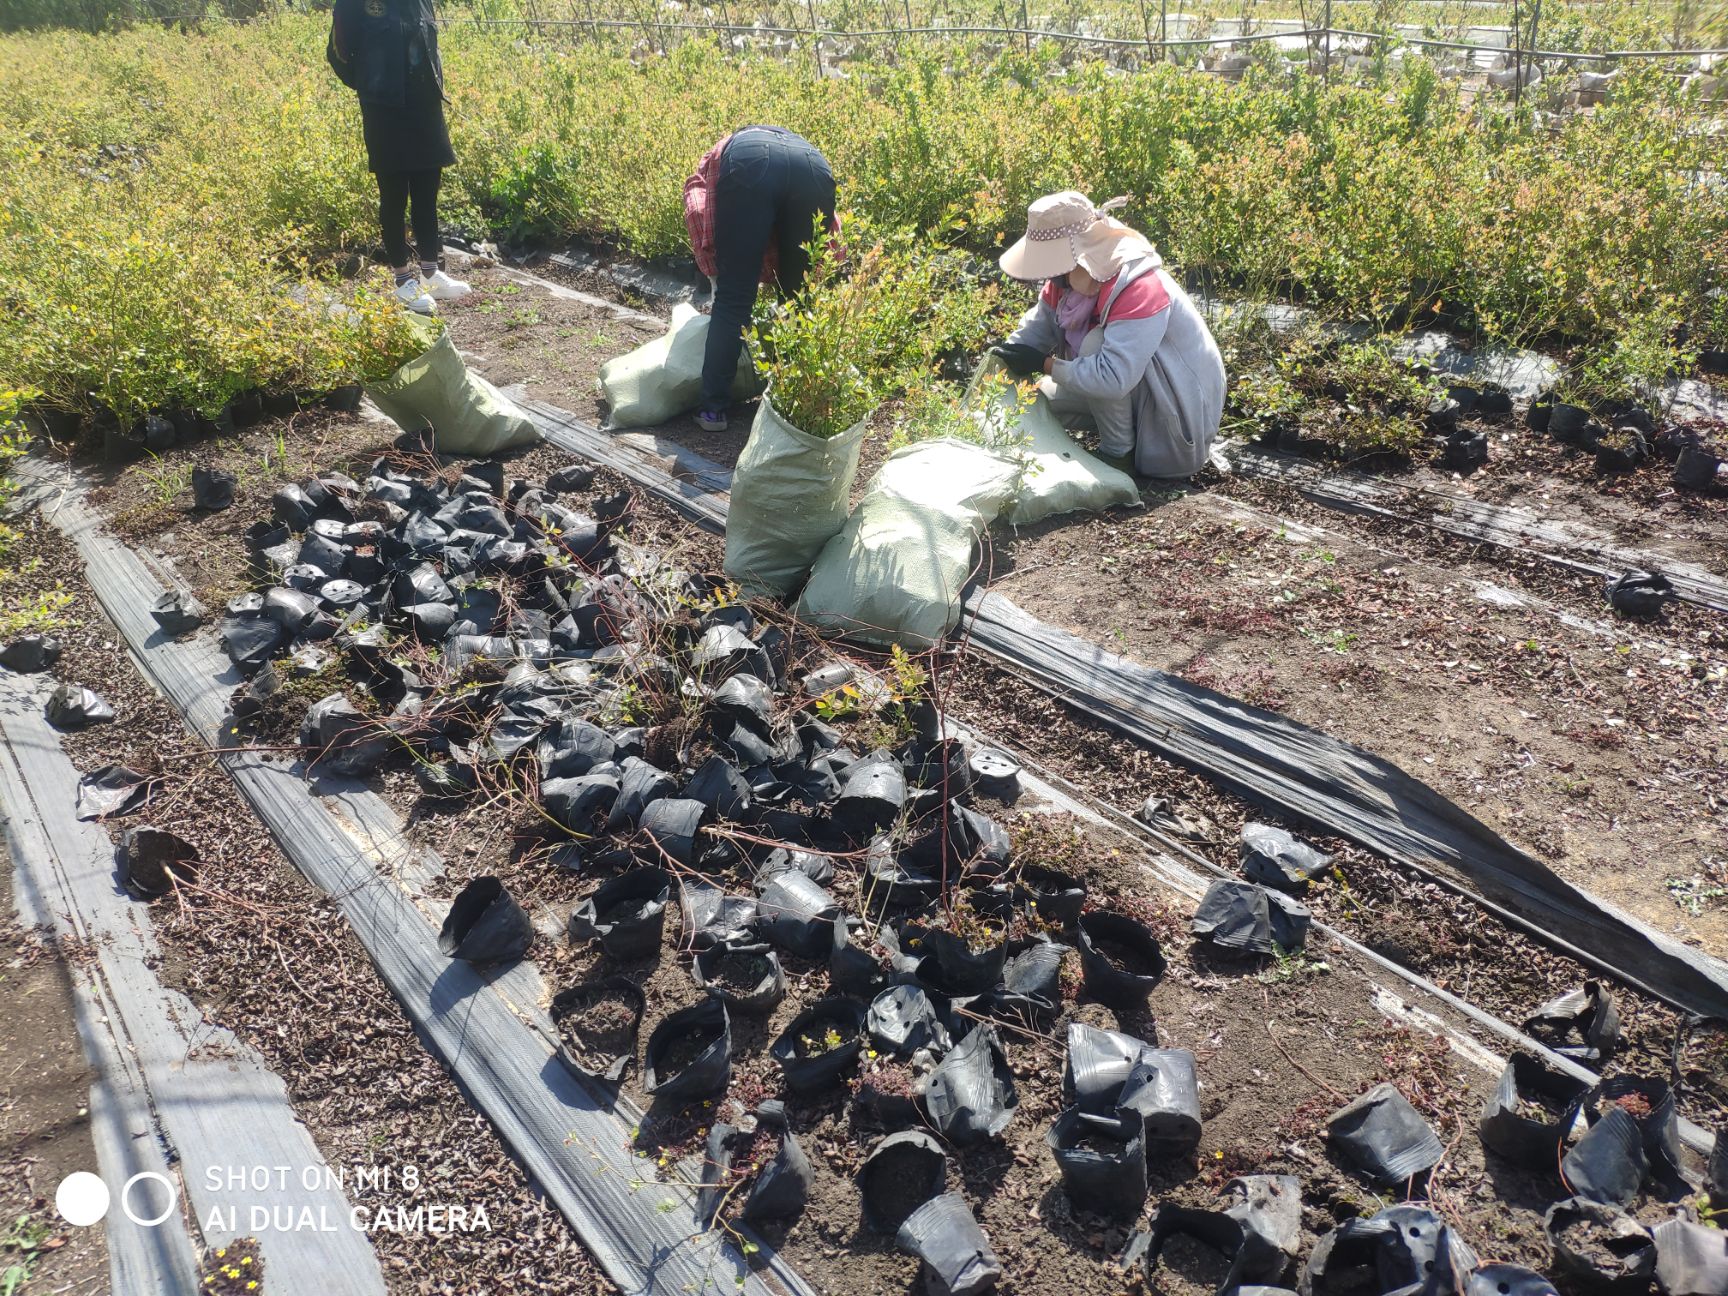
[328, 0, 443, 109]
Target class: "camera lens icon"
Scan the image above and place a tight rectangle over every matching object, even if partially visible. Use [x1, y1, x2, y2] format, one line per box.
[56, 1171, 179, 1228]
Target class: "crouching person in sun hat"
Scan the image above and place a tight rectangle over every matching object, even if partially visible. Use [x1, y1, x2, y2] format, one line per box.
[991, 191, 1225, 479]
[328, 0, 470, 316]
[684, 126, 839, 432]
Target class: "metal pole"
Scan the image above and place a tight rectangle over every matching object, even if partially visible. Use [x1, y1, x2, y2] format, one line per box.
[806, 0, 823, 76]
[1021, 0, 1030, 54]
[1322, 0, 1331, 81]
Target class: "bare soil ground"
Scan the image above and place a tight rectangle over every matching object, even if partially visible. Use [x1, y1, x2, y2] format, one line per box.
[0, 865, 109, 1296]
[983, 483, 1728, 956]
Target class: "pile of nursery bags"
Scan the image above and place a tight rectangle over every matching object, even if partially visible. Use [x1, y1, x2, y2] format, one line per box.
[725, 357, 1139, 647]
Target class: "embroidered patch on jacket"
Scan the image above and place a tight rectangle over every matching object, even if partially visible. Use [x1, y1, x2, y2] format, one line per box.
[365, 0, 386, 17]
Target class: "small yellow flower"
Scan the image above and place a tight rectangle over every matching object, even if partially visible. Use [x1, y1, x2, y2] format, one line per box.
[216, 1250, 227, 1259]
[241, 1257, 253, 1266]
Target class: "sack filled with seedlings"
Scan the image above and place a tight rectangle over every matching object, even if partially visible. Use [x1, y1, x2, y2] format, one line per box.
[724, 394, 868, 599]
[642, 998, 732, 1103]
[1325, 1082, 1445, 1184]
[600, 303, 758, 431]
[569, 867, 671, 961]
[550, 976, 646, 1085]
[438, 875, 535, 965]
[771, 996, 867, 1094]
[365, 320, 540, 456]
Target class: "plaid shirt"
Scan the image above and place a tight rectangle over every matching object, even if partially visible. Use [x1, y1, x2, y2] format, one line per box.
[683, 132, 839, 283]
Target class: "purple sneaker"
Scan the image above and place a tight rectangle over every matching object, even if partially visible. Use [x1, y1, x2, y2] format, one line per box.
[695, 408, 728, 432]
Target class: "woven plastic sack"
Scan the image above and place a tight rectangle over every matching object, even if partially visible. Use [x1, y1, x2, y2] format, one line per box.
[365, 320, 540, 455]
[723, 396, 868, 598]
[599, 304, 758, 430]
[970, 355, 1139, 527]
[796, 438, 1021, 648]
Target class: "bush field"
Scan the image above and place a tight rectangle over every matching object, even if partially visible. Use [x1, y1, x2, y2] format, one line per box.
[0, 16, 1721, 418]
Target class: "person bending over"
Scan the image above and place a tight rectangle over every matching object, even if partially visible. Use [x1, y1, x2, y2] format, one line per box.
[684, 127, 837, 432]
[330, 0, 470, 315]
[992, 191, 1224, 478]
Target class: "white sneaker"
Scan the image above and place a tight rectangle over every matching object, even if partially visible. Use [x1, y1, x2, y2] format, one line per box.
[423, 269, 472, 302]
[395, 277, 436, 315]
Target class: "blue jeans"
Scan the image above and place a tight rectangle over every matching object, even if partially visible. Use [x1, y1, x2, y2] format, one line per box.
[700, 127, 836, 411]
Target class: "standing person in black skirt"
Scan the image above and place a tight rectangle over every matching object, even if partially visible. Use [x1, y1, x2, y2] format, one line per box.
[329, 0, 469, 315]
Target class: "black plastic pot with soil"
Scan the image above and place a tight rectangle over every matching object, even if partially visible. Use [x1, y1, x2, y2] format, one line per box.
[1525, 981, 1620, 1064]
[1075, 910, 1167, 1007]
[895, 1192, 1002, 1296]
[756, 869, 841, 960]
[438, 875, 535, 965]
[861, 1130, 947, 1233]
[1325, 1082, 1445, 1184]
[771, 996, 867, 1094]
[1047, 1105, 1147, 1216]
[1127, 1174, 1302, 1292]
[1478, 1050, 1591, 1163]
[692, 942, 786, 1014]
[974, 936, 1066, 1030]
[569, 867, 671, 961]
[117, 825, 200, 897]
[642, 998, 733, 1103]
[1543, 1196, 1656, 1295]
[1015, 863, 1087, 929]
[911, 922, 1009, 998]
[550, 976, 646, 1085]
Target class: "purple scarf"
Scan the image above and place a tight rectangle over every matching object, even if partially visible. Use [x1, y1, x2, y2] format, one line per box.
[1055, 287, 1096, 358]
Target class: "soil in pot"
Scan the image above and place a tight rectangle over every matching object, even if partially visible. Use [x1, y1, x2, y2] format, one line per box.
[710, 948, 774, 996]
[860, 1132, 946, 1233]
[551, 977, 645, 1082]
